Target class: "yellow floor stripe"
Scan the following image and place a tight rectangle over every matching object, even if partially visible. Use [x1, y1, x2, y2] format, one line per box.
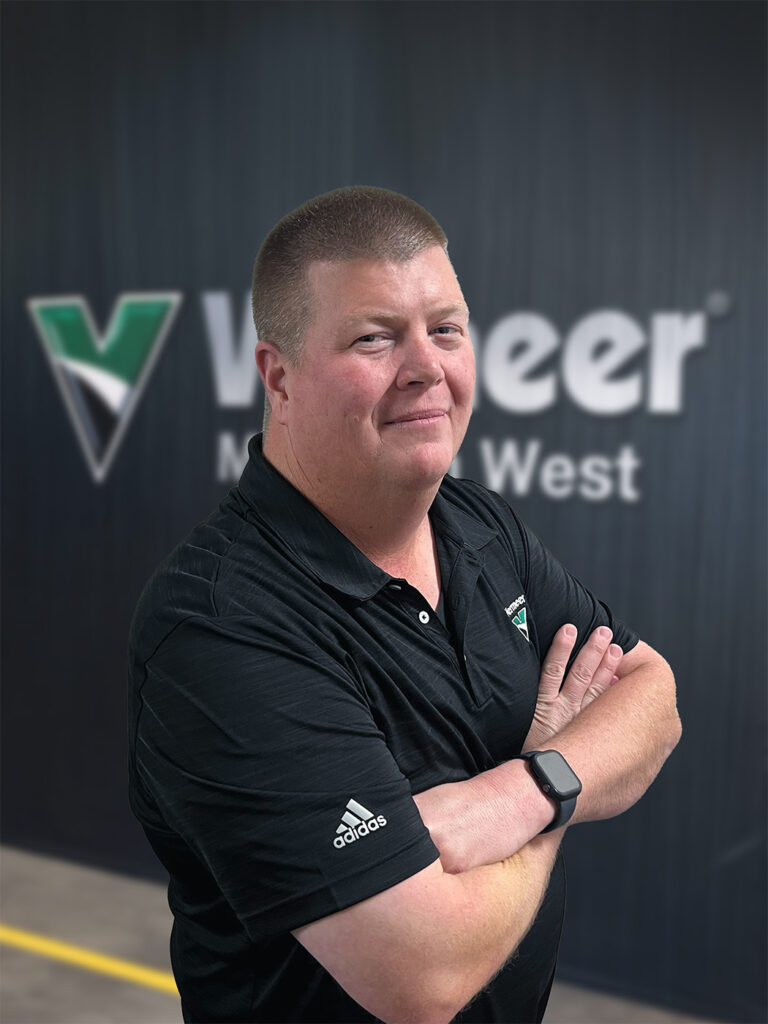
[0, 923, 179, 996]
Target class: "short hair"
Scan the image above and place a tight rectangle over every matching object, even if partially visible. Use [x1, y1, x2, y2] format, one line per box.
[252, 186, 449, 429]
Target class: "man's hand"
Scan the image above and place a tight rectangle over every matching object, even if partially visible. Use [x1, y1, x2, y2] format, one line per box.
[522, 624, 623, 753]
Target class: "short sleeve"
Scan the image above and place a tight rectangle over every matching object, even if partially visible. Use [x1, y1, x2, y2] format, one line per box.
[133, 615, 439, 939]
[506, 510, 640, 664]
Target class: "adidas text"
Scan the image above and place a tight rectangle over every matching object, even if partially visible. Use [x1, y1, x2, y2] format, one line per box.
[333, 815, 388, 849]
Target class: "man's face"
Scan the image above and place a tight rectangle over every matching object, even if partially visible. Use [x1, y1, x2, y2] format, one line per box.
[271, 246, 475, 498]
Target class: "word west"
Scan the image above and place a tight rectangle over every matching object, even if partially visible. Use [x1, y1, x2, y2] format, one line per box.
[473, 439, 640, 502]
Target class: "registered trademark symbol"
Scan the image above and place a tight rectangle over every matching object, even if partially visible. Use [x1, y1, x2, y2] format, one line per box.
[705, 291, 732, 318]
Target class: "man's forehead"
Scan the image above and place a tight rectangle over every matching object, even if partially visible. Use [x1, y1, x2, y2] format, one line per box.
[337, 303, 470, 328]
[305, 250, 468, 316]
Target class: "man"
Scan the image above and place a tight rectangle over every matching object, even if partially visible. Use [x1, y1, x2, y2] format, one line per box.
[128, 186, 681, 1024]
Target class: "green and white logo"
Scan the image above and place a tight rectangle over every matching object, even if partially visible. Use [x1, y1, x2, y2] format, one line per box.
[512, 607, 530, 642]
[28, 293, 182, 483]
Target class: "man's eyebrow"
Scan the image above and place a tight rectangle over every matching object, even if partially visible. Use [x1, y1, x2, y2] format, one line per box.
[340, 304, 470, 326]
[431, 303, 471, 321]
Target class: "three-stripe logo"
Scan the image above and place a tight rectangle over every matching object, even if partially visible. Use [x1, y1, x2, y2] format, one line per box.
[333, 799, 388, 850]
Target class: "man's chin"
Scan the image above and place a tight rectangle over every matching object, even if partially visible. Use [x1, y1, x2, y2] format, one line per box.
[387, 448, 454, 492]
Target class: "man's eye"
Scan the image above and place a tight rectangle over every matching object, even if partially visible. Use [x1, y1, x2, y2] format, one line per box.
[432, 325, 459, 336]
[355, 334, 388, 345]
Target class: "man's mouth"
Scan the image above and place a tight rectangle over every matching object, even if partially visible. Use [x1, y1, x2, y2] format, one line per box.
[385, 409, 448, 426]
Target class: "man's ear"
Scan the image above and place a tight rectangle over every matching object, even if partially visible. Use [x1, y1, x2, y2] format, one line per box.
[255, 341, 290, 423]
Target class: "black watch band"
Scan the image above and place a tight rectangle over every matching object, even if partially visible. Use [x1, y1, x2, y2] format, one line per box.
[515, 750, 582, 833]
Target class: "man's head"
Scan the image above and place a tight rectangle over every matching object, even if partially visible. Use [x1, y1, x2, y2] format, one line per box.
[253, 187, 474, 511]
[252, 186, 448, 429]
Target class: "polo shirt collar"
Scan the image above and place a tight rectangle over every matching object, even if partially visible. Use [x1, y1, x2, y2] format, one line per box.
[430, 488, 498, 554]
[236, 433, 497, 600]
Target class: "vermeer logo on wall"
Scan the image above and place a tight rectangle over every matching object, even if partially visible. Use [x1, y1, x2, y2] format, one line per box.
[26, 288, 722, 500]
[27, 294, 182, 483]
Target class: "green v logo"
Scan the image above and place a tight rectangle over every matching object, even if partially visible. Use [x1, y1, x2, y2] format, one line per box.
[512, 607, 530, 642]
[28, 293, 182, 483]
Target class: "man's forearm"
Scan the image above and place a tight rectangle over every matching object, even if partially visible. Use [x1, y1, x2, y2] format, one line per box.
[421, 833, 562, 1021]
[536, 644, 681, 824]
[295, 831, 562, 1024]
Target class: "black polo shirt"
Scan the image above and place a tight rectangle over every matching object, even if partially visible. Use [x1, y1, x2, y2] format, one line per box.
[128, 433, 638, 1024]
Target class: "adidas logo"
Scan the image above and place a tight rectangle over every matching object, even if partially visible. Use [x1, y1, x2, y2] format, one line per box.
[505, 594, 530, 641]
[333, 799, 388, 850]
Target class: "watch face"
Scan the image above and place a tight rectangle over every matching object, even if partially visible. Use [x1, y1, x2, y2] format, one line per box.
[532, 750, 582, 800]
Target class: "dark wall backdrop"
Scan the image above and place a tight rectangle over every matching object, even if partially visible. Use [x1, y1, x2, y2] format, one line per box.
[3, 2, 766, 1021]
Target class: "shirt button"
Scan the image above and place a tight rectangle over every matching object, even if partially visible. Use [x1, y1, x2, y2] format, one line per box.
[418, 610, 430, 624]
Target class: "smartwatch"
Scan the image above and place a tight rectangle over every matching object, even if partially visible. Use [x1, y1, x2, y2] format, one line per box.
[515, 750, 582, 833]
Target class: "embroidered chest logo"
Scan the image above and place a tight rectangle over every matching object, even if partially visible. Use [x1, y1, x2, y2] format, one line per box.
[333, 799, 388, 850]
[505, 594, 530, 642]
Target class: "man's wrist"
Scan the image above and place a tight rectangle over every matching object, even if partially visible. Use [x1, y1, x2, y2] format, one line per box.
[472, 758, 558, 850]
[505, 758, 560, 834]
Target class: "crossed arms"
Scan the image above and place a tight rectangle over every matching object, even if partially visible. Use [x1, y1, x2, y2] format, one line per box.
[293, 628, 682, 1024]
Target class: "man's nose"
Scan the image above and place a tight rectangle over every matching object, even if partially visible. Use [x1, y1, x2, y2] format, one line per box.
[395, 332, 444, 390]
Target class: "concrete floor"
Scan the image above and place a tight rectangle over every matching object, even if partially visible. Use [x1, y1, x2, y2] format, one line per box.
[0, 845, 718, 1024]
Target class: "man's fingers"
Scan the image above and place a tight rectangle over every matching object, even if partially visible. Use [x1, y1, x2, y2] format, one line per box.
[560, 626, 615, 703]
[582, 643, 624, 707]
[538, 624, 578, 699]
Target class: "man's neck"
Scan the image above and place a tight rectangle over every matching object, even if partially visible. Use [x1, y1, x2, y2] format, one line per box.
[262, 430, 441, 572]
